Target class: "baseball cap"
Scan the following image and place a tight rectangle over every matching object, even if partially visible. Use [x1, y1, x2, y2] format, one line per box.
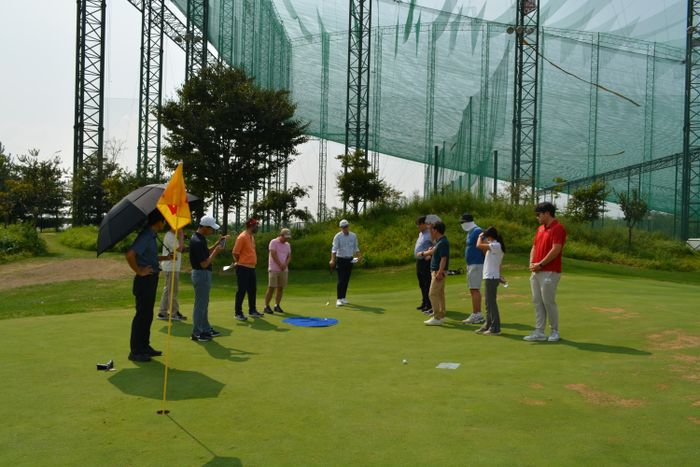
[199, 215, 220, 230]
[460, 213, 474, 223]
[280, 228, 292, 238]
[425, 214, 441, 225]
[339, 219, 350, 228]
[246, 218, 259, 227]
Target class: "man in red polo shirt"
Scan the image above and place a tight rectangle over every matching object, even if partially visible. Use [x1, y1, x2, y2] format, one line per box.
[524, 202, 566, 342]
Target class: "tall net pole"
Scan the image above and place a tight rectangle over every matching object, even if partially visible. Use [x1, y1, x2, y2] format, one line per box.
[681, 0, 700, 239]
[318, 32, 330, 221]
[185, 0, 209, 81]
[510, 0, 540, 200]
[344, 0, 373, 168]
[137, 0, 165, 180]
[73, 0, 106, 222]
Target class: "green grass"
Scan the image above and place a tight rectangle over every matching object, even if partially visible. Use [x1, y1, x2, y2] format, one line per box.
[1, 256, 699, 465]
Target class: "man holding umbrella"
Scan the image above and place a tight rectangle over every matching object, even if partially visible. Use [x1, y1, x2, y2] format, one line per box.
[125, 210, 172, 362]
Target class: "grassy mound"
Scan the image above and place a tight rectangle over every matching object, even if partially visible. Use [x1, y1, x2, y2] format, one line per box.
[55, 191, 700, 271]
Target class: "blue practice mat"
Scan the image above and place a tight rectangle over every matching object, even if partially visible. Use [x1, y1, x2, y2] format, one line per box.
[282, 317, 339, 327]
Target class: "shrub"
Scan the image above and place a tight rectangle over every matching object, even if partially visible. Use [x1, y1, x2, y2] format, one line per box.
[0, 223, 47, 263]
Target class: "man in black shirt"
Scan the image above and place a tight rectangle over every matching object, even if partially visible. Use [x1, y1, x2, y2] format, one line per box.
[189, 215, 227, 341]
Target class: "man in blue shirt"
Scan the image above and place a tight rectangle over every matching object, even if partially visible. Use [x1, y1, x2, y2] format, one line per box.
[461, 213, 485, 325]
[125, 210, 171, 362]
[414, 216, 433, 313]
[417, 221, 449, 326]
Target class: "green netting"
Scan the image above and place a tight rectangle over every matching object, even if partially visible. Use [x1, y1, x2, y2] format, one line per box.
[171, 1, 686, 220]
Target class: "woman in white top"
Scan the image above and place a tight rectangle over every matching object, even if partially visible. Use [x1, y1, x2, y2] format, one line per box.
[475, 226, 505, 335]
[157, 228, 187, 321]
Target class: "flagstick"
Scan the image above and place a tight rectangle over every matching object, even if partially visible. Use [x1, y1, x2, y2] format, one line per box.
[158, 219, 179, 415]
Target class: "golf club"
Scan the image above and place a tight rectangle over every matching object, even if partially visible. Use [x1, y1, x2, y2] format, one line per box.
[325, 265, 335, 306]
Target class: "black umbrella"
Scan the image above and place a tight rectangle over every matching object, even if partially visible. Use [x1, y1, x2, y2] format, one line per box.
[97, 184, 201, 256]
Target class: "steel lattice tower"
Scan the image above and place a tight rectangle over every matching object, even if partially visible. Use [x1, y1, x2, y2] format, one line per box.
[510, 0, 540, 197]
[682, 0, 700, 239]
[137, 0, 165, 179]
[73, 0, 106, 181]
[218, 0, 235, 65]
[185, 0, 209, 81]
[318, 32, 330, 221]
[344, 0, 372, 159]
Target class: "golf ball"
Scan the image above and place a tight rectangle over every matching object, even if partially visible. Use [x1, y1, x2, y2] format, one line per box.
[325, 301, 330, 306]
[402, 359, 407, 364]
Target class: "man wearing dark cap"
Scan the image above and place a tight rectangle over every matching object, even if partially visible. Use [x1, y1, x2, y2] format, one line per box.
[460, 213, 485, 325]
[125, 210, 171, 362]
[233, 218, 263, 320]
[524, 202, 567, 342]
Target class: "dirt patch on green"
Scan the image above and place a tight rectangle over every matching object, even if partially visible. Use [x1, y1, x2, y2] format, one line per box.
[565, 384, 645, 408]
[521, 398, 546, 406]
[0, 258, 130, 291]
[591, 307, 639, 320]
[648, 330, 700, 350]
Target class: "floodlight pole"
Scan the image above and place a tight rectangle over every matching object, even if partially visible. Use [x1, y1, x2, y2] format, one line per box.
[510, 0, 540, 201]
[681, 0, 700, 239]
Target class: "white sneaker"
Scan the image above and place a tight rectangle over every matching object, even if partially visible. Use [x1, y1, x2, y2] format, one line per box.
[523, 331, 547, 341]
[424, 317, 444, 326]
[463, 312, 485, 324]
[548, 331, 560, 342]
[341, 298, 349, 304]
[336, 299, 344, 307]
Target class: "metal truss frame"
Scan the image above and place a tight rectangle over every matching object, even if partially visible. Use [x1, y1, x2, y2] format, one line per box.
[681, 0, 700, 239]
[511, 0, 540, 196]
[318, 32, 330, 221]
[185, 0, 209, 81]
[344, 0, 373, 158]
[73, 0, 107, 180]
[137, 0, 164, 179]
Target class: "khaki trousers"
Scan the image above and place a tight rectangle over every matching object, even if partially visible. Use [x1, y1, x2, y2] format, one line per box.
[428, 271, 446, 320]
[530, 271, 561, 332]
[159, 270, 180, 315]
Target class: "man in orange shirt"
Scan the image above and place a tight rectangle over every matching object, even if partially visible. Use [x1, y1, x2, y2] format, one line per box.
[232, 218, 262, 320]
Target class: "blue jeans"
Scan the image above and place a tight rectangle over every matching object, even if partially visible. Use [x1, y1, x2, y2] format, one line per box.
[191, 269, 212, 336]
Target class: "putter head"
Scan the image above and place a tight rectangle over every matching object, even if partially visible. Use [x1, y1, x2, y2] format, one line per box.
[96, 359, 114, 371]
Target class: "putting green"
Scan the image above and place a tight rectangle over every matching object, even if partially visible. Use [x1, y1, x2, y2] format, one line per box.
[1, 263, 699, 465]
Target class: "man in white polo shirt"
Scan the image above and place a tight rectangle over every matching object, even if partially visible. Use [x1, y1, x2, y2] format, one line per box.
[264, 228, 292, 314]
[329, 219, 361, 307]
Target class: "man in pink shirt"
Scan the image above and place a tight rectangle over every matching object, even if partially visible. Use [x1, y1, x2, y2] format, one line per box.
[264, 228, 292, 314]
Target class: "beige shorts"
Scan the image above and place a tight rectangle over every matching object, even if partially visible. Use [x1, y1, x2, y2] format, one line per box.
[268, 270, 288, 288]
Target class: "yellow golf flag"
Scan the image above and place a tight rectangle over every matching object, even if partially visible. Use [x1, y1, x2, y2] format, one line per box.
[157, 163, 191, 230]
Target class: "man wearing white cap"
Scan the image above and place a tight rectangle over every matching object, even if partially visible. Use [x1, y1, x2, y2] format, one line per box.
[189, 215, 228, 342]
[264, 228, 292, 314]
[329, 219, 361, 307]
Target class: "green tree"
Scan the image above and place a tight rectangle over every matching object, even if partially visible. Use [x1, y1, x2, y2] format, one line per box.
[337, 149, 401, 216]
[71, 140, 149, 225]
[565, 181, 609, 223]
[0, 142, 18, 225]
[159, 65, 308, 233]
[252, 184, 312, 227]
[617, 189, 649, 247]
[10, 149, 68, 229]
